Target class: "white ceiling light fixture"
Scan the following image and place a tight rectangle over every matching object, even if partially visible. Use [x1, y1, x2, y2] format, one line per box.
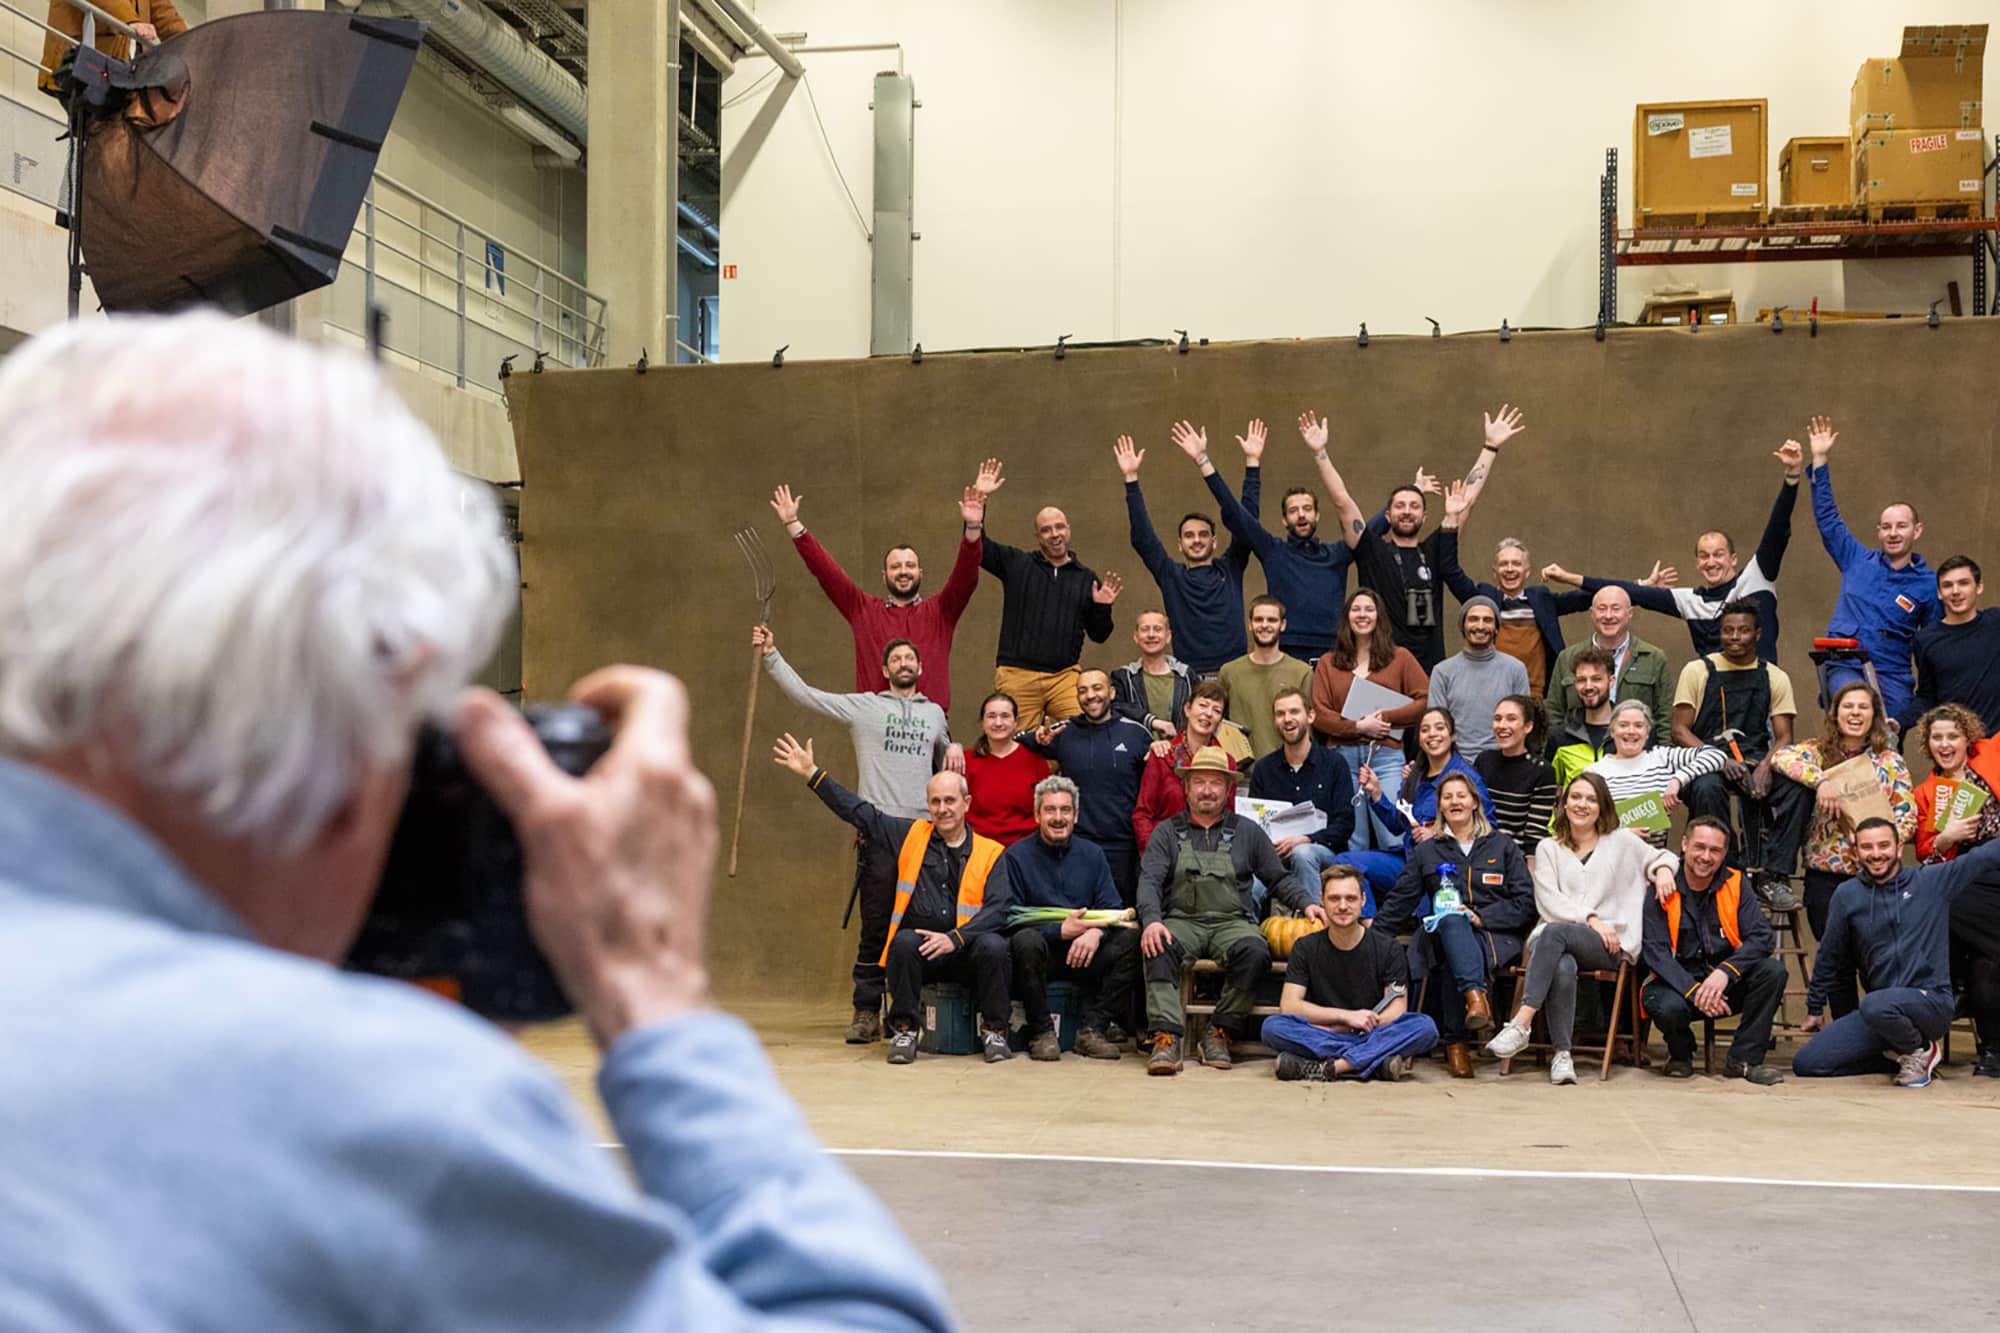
[498, 104, 581, 163]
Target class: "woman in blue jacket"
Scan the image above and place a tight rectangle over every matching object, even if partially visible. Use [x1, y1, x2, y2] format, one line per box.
[1341, 708, 1494, 907]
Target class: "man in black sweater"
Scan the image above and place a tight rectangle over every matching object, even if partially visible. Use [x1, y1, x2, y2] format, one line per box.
[1641, 818, 1787, 1084]
[1910, 555, 2000, 735]
[980, 468, 1120, 727]
[1794, 819, 2000, 1086]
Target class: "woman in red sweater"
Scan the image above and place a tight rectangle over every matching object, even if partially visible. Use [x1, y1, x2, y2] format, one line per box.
[1311, 588, 1429, 851]
[964, 691, 1048, 844]
[1911, 703, 2000, 1077]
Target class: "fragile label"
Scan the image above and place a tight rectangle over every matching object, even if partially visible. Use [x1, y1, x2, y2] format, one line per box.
[1647, 113, 1685, 135]
[1730, 182, 1759, 196]
[1908, 133, 1949, 154]
[1688, 125, 1733, 158]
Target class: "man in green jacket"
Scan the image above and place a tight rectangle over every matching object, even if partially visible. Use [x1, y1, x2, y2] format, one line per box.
[1546, 586, 1674, 748]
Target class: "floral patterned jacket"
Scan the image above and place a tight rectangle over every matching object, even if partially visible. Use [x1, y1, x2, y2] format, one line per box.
[1769, 742, 1916, 874]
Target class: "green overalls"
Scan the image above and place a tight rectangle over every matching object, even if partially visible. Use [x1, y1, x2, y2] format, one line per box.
[1144, 822, 1269, 1035]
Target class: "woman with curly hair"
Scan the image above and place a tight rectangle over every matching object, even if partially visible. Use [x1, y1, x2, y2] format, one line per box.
[1911, 703, 2000, 1077]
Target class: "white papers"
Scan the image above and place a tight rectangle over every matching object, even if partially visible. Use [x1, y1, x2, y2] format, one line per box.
[1688, 125, 1733, 158]
[1340, 676, 1414, 741]
[1235, 795, 1328, 841]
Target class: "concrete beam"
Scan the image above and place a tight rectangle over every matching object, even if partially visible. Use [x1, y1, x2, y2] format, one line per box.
[586, 0, 675, 365]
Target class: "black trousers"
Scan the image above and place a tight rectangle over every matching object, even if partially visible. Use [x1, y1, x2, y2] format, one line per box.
[1009, 926, 1140, 1035]
[1101, 842, 1138, 907]
[1803, 869, 1859, 1019]
[849, 833, 901, 1012]
[1751, 771, 1817, 881]
[1642, 956, 1789, 1066]
[884, 928, 1010, 1032]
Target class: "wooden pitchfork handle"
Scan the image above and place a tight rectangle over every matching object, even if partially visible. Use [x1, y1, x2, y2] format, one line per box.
[727, 643, 761, 876]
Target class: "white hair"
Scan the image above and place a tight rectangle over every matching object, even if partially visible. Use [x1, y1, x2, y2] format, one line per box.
[0, 314, 516, 852]
[1495, 537, 1530, 562]
[1609, 699, 1653, 725]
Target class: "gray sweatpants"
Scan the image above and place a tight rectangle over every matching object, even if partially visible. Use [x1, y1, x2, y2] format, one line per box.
[1520, 922, 1620, 1053]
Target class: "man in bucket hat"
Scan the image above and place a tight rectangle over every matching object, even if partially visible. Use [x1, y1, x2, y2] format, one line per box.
[1136, 746, 1323, 1074]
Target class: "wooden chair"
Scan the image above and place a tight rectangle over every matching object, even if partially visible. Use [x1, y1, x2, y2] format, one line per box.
[1497, 950, 1644, 1082]
[1181, 958, 1286, 1057]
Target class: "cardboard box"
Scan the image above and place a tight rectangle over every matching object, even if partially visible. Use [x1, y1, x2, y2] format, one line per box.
[1851, 24, 1986, 136]
[1779, 136, 1853, 206]
[1854, 128, 1986, 206]
[1633, 99, 1768, 222]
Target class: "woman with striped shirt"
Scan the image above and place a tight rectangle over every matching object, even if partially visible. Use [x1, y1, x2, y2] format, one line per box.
[1474, 693, 1558, 860]
[1584, 700, 1729, 847]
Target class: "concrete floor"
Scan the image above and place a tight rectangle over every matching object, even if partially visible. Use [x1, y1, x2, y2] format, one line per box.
[519, 1003, 2000, 1330]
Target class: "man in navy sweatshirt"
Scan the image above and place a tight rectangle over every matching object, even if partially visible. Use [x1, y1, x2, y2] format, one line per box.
[1794, 818, 2000, 1086]
[1804, 415, 1936, 725]
[965, 776, 1136, 1061]
[1911, 555, 2000, 736]
[1113, 429, 1260, 675]
[1022, 668, 1157, 905]
[1248, 687, 1357, 911]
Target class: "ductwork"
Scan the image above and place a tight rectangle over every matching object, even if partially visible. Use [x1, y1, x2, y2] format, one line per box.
[396, 0, 587, 140]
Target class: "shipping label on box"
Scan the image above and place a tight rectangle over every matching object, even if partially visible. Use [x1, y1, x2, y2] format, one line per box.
[1688, 125, 1733, 157]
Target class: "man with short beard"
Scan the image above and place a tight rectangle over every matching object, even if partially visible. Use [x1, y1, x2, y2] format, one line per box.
[1137, 749, 1323, 1074]
[1545, 585, 1673, 748]
[755, 624, 955, 1044]
[1114, 428, 1261, 675]
[1110, 609, 1192, 739]
[1350, 406, 1528, 670]
[1548, 649, 1617, 792]
[1912, 555, 2000, 735]
[1216, 596, 1313, 759]
[771, 467, 989, 711]
[1022, 667, 1156, 904]
[1425, 597, 1529, 760]
[980, 484, 1122, 728]
[1247, 688, 1357, 907]
[1794, 819, 2000, 1086]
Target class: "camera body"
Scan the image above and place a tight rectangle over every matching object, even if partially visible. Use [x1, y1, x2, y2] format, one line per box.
[347, 704, 609, 1022]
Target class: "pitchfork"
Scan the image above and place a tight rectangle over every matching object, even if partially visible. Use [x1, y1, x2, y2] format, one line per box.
[728, 526, 776, 876]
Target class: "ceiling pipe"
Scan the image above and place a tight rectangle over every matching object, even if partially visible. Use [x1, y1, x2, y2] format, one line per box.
[392, 0, 587, 138]
[701, 0, 803, 79]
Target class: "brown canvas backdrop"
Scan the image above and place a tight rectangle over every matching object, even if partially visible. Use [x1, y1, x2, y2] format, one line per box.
[507, 321, 2000, 1004]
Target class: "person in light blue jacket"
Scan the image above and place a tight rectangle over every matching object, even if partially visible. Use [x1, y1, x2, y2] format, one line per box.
[0, 314, 953, 1333]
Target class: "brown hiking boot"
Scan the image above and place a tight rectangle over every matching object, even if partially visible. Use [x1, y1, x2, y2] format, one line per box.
[1463, 989, 1494, 1035]
[1199, 1027, 1234, 1069]
[1074, 1027, 1123, 1060]
[845, 1007, 881, 1044]
[1446, 1042, 1474, 1078]
[1147, 1031, 1183, 1076]
[1027, 1029, 1062, 1062]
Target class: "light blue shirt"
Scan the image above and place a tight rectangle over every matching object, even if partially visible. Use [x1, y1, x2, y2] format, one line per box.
[0, 759, 954, 1331]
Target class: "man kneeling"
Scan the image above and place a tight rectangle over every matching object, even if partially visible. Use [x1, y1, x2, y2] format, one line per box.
[1264, 866, 1440, 1082]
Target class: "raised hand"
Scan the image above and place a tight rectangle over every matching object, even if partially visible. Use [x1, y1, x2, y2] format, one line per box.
[1442, 478, 1472, 526]
[1413, 466, 1441, 497]
[1092, 571, 1124, 604]
[1483, 403, 1526, 449]
[772, 732, 816, 776]
[751, 623, 776, 653]
[769, 484, 802, 525]
[1806, 415, 1837, 465]
[973, 457, 1007, 497]
[1112, 434, 1145, 481]
[1236, 418, 1268, 462]
[1773, 439, 1804, 476]
[1541, 563, 1580, 587]
[960, 486, 988, 526]
[1641, 560, 1679, 588]
[1297, 410, 1330, 452]
[1169, 419, 1209, 463]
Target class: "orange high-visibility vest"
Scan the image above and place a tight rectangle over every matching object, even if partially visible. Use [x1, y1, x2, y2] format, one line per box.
[878, 820, 1004, 965]
[1664, 869, 1744, 957]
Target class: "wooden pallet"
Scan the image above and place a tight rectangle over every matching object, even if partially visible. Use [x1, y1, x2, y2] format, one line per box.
[1767, 202, 1867, 225]
[1633, 207, 1769, 230]
[1863, 200, 1984, 223]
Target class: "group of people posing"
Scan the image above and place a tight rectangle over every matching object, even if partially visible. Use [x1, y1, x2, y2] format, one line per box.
[757, 406, 2000, 1088]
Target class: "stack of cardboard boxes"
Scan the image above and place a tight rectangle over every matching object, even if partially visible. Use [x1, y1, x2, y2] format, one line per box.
[1850, 24, 1986, 217]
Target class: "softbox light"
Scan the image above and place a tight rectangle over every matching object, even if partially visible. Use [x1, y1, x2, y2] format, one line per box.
[78, 10, 422, 315]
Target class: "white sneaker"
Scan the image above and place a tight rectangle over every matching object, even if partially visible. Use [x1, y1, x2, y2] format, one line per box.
[1485, 1020, 1530, 1059]
[1550, 1051, 1577, 1085]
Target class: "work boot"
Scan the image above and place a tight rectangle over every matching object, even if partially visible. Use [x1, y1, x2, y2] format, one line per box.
[886, 1028, 919, 1065]
[1663, 1057, 1695, 1079]
[1027, 1029, 1062, 1062]
[1073, 1027, 1123, 1060]
[1974, 1047, 2000, 1078]
[980, 1023, 1014, 1064]
[1445, 1043, 1474, 1079]
[1147, 1032, 1183, 1076]
[1198, 1027, 1234, 1069]
[1103, 1020, 1132, 1046]
[1894, 1041, 1942, 1088]
[1275, 1052, 1330, 1082]
[1755, 876, 1804, 913]
[1724, 1059, 1784, 1086]
[1376, 1055, 1414, 1082]
[845, 1006, 881, 1044]
[1463, 989, 1494, 1035]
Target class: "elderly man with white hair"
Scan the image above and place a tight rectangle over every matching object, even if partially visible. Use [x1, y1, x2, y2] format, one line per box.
[0, 315, 952, 1331]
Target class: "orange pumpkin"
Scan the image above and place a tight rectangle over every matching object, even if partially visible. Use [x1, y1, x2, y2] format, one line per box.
[1261, 914, 1325, 959]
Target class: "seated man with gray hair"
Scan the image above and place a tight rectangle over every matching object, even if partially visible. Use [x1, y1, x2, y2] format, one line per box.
[964, 775, 1137, 1060]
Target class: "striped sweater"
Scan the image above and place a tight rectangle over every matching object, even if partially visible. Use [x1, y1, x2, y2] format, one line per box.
[1474, 749, 1558, 856]
[1585, 747, 1730, 845]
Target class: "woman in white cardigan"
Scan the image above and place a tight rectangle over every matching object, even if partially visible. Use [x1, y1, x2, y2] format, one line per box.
[1485, 770, 1678, 1084]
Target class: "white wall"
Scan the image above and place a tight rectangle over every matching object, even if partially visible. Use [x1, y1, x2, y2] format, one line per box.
[718, 1, 1995, 361]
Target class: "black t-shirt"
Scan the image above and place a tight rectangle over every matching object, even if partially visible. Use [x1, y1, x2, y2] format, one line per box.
[1357, 531, 1446, 668]
[1284, 927, 1408, 1010]
[1583, 720, 1610, 753]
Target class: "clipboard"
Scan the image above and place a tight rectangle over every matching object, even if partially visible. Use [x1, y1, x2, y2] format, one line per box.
[1341, 675, 1413, 741]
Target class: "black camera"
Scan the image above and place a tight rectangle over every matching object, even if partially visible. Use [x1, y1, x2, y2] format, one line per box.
[347, 703, 609, 1023]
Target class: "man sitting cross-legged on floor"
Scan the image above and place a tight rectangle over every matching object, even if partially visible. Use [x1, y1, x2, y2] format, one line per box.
[775, 734, 1013, 1067]
[1138, 747, 1324, 1074]
[1266, 865, 1441, 1083]
[964, 776, 1136, 1062]
[1640, 817, 1788, 1085]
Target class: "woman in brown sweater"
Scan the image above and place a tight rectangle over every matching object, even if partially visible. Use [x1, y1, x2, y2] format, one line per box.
[1312, 587, 1430, 851]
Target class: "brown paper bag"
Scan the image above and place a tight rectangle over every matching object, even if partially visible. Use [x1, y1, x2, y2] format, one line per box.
[1818, 752, 1895, 830]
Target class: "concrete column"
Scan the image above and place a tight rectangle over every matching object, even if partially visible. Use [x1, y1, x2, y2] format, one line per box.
[587, 0, 675, 365]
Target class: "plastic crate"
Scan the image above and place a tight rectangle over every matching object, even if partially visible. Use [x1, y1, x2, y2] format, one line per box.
[1010, 980, 1080, 1052]
[918, 982, 977, 1055]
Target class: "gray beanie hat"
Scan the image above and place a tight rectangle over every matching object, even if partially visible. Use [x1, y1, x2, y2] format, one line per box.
[1460, 594, 1499, 630]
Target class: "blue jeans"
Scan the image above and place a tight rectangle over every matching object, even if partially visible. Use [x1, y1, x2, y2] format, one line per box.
[1425, 913, 1522, 1042]
[1252, 841, 1344, 916]
[1263, 1012, 1440, 1079]
[1337, 743, 1404, 851]
[1792, 986, 1956, 1078]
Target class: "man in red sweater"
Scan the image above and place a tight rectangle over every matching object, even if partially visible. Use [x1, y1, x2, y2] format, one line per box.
[769, 460, 996, 711]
